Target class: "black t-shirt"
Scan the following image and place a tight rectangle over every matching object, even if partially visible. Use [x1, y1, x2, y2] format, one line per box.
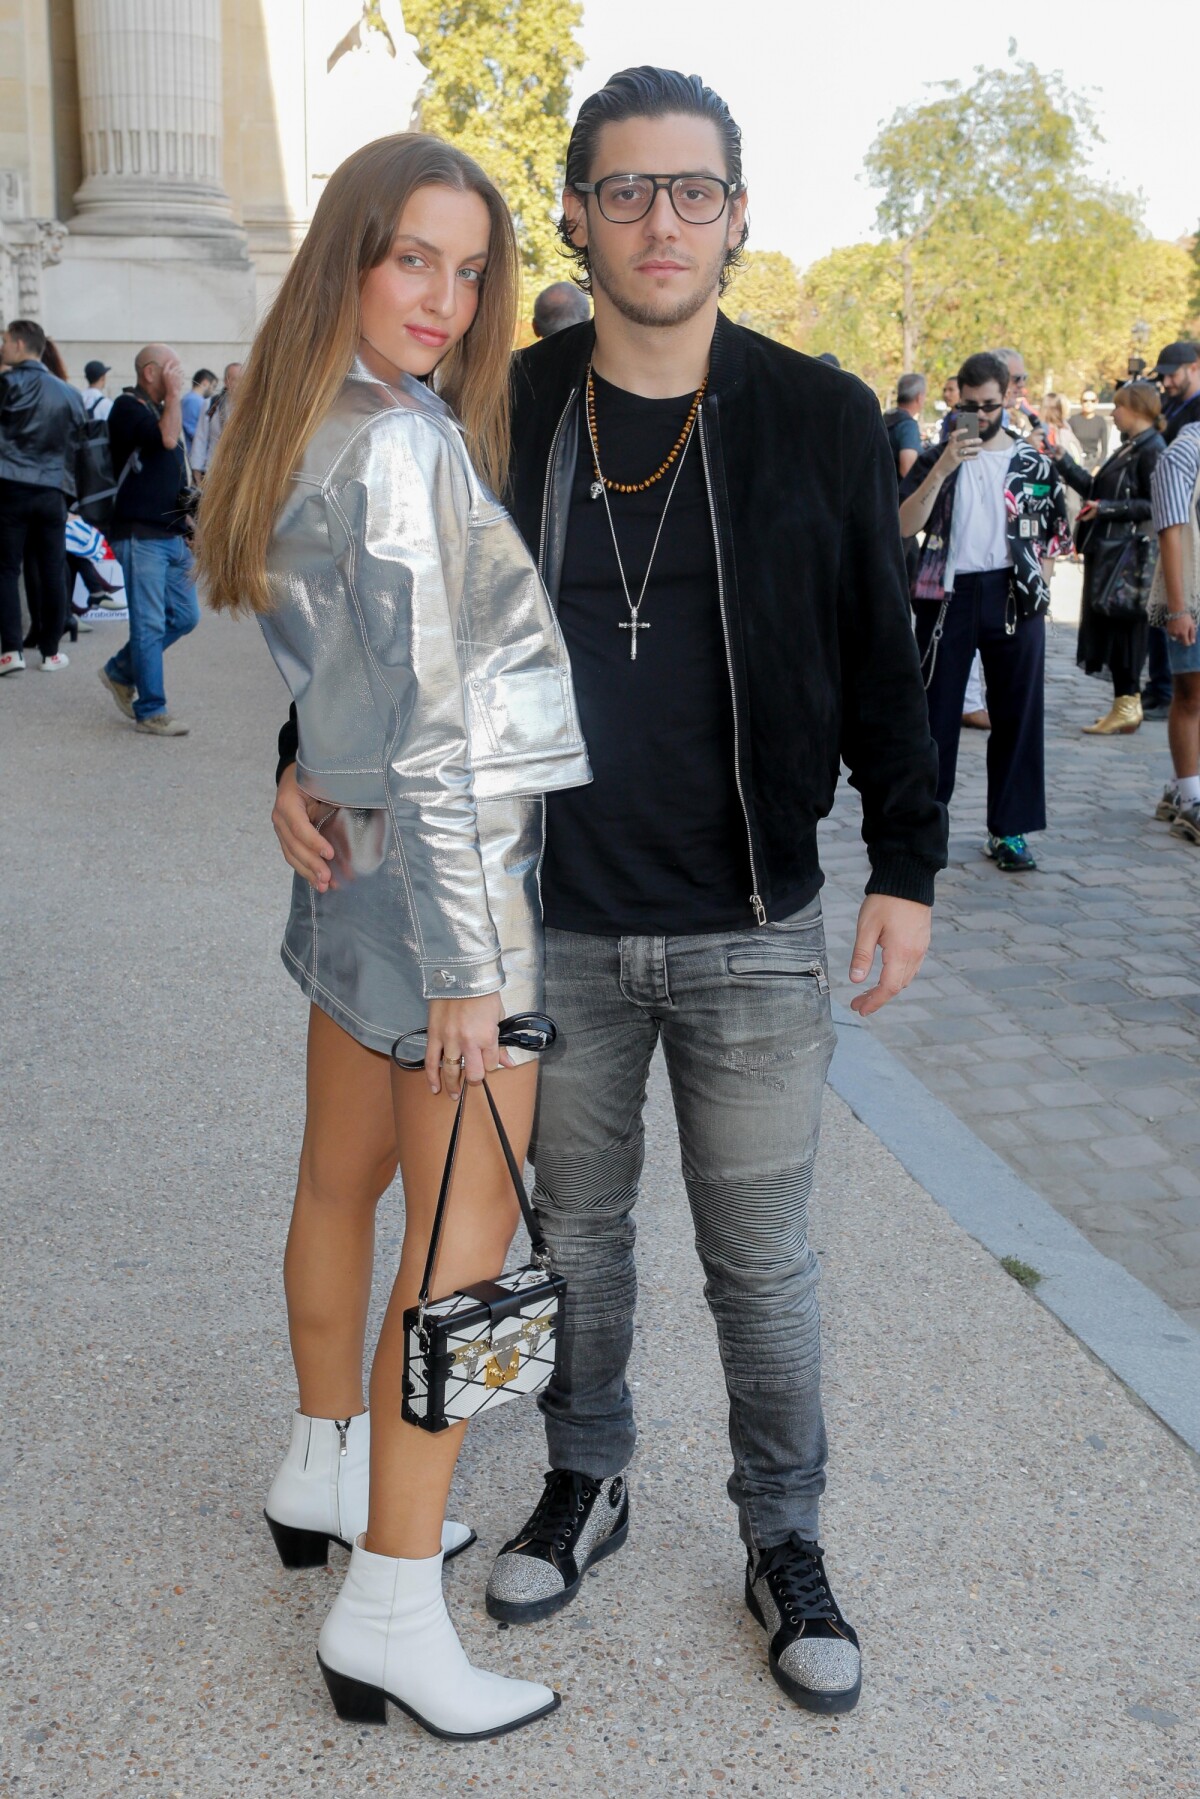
[108, 390, 188, 537]
[541, 372, 752, 936]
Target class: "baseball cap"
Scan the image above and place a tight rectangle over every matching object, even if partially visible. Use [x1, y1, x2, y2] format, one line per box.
[1148, 341, 1200, 377]
[84, 359, 111, 382]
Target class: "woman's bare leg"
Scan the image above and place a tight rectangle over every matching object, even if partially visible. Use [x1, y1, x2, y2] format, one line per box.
[1168, 671, 1200, 780]
[363, 1064, 538, 1560]
[284, 1004, 398, 1418]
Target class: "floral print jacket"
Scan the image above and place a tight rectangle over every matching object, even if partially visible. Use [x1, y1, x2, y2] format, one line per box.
[900, 438, 1071, 619]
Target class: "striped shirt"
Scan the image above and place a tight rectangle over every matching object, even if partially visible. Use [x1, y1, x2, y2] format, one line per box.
[1151, 423, 1200, 531]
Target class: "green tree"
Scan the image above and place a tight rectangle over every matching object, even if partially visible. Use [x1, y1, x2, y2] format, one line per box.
[834, 55, 1192, 391]
[1189, 223, 1200, 322]
[797, 243, 900, 392]
[722, 250, 804, 346]
[401, 0, 584, 286]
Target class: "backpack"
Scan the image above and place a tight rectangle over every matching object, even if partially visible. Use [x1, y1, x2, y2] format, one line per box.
[74, 417, 136, 531]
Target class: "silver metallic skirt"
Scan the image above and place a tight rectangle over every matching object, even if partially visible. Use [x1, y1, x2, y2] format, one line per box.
[281, 796, 544, 1059]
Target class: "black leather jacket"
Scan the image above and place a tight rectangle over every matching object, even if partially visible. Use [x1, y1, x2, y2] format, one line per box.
[1058, 429, 1164, 617]
[280, 314, 947, 911]
[0, 358, 85, 496]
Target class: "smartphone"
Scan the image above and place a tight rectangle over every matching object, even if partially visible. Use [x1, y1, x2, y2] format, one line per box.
[959, 411, 980, 442]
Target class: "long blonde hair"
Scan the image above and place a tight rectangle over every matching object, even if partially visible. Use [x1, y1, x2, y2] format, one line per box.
[198, 133, 519, 616]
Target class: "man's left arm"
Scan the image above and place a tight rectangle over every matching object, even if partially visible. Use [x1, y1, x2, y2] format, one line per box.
[838, 403, 948, 1015]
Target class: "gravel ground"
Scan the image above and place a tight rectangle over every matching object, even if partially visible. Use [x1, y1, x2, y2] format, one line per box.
[2, 612, 1197, 1797]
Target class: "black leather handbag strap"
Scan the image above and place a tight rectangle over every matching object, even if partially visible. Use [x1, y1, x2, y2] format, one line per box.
[413, 1018, 556, 1316]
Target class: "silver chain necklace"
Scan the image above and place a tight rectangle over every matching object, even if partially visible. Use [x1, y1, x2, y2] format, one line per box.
[583, 380, 699, 662]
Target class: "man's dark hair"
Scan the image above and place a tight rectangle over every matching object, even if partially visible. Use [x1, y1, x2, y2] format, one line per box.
[532, 282, 591, 338]
[192, 368, 217, 387]
[6, 317, 47, 358]
[897, 372, 926, 406]
[957, 352, 1009, 393]
[558, 66, 748, 296]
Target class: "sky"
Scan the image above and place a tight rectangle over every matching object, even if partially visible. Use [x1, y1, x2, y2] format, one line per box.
[572, 0, 1197, 272]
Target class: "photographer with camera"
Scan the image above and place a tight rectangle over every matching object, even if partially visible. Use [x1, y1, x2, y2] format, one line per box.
[98, 343, 200, 737]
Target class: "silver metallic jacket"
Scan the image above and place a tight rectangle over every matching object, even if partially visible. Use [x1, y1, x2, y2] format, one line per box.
[260, 359, 590, 999]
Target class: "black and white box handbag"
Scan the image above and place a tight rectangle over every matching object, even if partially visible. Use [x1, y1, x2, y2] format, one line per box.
[394, 1018, 564, 1435]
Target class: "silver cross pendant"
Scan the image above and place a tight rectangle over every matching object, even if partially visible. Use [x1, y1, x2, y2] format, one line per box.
[619, 611, 650, 660]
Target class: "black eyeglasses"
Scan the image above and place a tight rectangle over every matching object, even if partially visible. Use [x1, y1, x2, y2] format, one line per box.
[957, 399, 1004, 414]
[572, 173, 740, 226]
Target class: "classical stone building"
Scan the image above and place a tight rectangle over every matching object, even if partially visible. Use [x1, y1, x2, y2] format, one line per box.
[1, 0, 424, 386]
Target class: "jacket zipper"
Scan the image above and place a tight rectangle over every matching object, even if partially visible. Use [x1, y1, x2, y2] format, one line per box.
[698, 406, 766, 926]
[538, 387, 578, 590]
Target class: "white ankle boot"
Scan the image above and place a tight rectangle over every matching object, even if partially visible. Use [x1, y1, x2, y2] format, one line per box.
[317, 1537, 560, 1738]
[263, 1411, 474, 1568]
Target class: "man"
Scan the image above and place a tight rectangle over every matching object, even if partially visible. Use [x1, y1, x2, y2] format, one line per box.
[272, 67, 946, 1716]
[191, 361, 241, 476]
[532, 281, 592, 338]
[885, 372, 925, 481]
[938, 374, 960, 440]
[1069, 389, 1113, 473]
[900, 351, 1069, 873]
[181, 368, 217, 449]
[1142, 343, 1200, 718]
[0, 317, 85, 675]
[992, 346, 1042, 437]
[1148, 422, 1200, 841]
[886, 373, 925, 591]
[82, 358, 113, 423]
[97, 342, 199, 735]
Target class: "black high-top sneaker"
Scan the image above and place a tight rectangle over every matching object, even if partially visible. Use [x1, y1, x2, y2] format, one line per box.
[745, 1534, 861, 1713]
[486, 1469, 629, 1623]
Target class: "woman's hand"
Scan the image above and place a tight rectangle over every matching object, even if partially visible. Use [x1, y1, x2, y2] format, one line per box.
[1166, 612, 1198, 646]
[426, 994, 514, 1097]
[1077, 501, 1099, 523]
[272, 764, 334, 891]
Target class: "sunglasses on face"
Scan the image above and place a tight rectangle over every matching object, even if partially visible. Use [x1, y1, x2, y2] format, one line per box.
[957, 400, 1004, 414]
[572, 173, 740, 225]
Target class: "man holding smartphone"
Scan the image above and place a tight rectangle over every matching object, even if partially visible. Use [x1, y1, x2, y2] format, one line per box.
[899, 351, 1069, 873]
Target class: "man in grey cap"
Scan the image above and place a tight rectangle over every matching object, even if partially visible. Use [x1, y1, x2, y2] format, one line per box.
[82, 358, 113, 423]
[1143, 343, 1200, 717]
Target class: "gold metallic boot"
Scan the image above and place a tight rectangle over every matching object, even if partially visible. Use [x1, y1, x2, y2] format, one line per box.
[1083, 694, 1142, 735]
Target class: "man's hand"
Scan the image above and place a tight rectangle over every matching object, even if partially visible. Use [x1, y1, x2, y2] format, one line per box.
[848, 895, 931, 1017]
[162, 356, 185, 399]
[272, 763, 334, 891]
[934, 426, 981, 478]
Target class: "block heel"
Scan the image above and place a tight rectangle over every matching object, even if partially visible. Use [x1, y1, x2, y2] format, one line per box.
[317, 1654, 388, 1725]
[264, 1510, 331, 1568]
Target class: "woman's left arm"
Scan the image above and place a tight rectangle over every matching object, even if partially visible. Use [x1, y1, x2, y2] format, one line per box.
[323, 411, 504, 1002]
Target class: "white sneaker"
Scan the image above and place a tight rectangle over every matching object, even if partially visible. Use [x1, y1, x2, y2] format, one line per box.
[0, 650, 25, 675]
[40, 652, 69, 671]
[135, 712, 189, 736]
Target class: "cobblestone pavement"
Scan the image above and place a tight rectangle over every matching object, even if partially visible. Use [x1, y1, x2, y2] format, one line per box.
[820, 569, 1200, 1334]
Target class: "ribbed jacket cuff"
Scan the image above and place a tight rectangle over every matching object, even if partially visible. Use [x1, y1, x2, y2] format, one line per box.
[864, 853, 937, 908]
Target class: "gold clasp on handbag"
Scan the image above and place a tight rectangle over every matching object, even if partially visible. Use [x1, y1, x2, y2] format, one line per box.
[483, 1344, 522, 1389]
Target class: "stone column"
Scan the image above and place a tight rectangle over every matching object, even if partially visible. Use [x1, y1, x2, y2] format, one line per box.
[70, 0, 242, 243]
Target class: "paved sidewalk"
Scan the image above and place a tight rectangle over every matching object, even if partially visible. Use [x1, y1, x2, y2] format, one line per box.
[821, 572, 1200, 1333]
[2, 614, 1198, 1796]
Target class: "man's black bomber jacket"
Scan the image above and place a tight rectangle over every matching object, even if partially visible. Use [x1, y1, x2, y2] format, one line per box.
[276, 312, 947, 912]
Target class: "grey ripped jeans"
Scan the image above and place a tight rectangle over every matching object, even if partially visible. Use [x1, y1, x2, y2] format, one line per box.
[530, 897, 837, 1551]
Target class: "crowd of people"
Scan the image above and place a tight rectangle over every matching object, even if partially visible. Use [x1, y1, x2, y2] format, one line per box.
[878, 338, 1200, 863]
[2, 60, 1200, 1746]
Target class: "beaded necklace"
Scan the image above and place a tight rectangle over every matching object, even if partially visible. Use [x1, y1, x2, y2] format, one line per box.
[586, 364, 708, 499]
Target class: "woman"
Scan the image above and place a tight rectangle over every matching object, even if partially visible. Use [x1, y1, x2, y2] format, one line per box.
[1040, 394, 1084, 535]
[196, 134, 589, 1739]
[1052, 381, 1165, 734]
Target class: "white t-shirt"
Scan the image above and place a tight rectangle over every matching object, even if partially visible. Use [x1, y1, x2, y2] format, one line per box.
[83, 388, 113, 422]
[949, 449, 1010, 579]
